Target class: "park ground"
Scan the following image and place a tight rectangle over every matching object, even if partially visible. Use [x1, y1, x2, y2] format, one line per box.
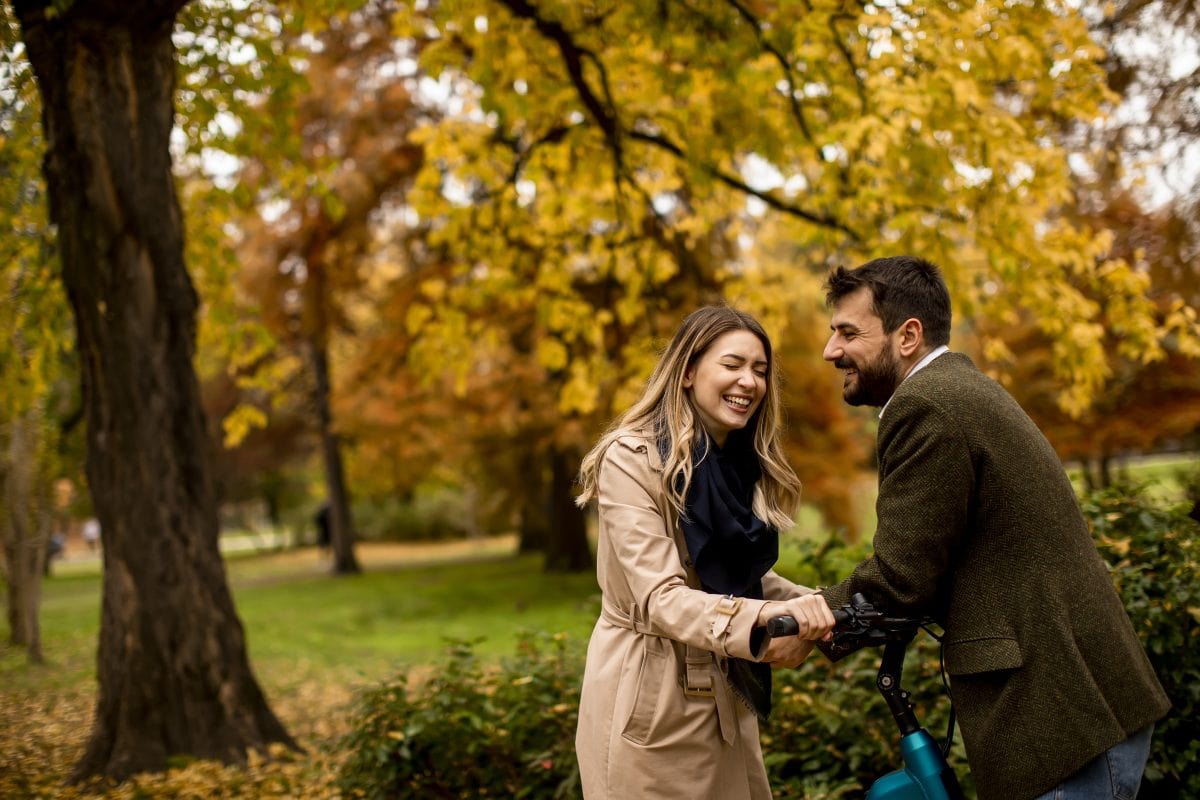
[0, 537, 602, 798]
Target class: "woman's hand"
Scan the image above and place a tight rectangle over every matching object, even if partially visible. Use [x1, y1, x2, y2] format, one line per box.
[756, 594, 836, 668]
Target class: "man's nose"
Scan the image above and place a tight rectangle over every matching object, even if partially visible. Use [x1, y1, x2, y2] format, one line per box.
[822, 336, 840, 362]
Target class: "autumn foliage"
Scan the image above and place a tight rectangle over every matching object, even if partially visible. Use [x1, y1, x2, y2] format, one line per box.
[181, 0, 1200, 550]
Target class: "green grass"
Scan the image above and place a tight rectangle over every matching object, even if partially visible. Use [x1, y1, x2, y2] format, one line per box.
[1066, 451, 1198, 508]
[0, 541, 601, 696]
[235, 554, 601, 684]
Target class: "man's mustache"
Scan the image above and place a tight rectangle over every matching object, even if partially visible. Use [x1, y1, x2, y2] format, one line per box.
[834, 358, 855, 370]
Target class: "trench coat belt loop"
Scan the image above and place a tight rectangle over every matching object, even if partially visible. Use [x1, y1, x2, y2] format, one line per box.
[684, 644, 737, 744]
[600, 602, 654, 635]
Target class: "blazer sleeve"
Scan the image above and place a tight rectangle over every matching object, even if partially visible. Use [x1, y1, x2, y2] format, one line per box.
[822, 393, 973, 615]
[598, 439, 770, 660]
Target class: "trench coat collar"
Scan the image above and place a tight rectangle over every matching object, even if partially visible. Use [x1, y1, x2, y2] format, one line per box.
[616, 430, 664, 471]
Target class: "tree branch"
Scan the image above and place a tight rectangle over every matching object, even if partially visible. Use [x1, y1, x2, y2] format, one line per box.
[496, 0, 859, 240]
[627, 128, 860, 240]
[495, 0, 623, 173]
[722, 0, 814, 142]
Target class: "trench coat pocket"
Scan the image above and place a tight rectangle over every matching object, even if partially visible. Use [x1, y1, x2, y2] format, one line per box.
[943, 636, 1023, 676]
[621, 643, 670, 745]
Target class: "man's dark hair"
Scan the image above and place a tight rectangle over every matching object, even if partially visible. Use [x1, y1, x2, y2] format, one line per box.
[824, 256, 952, 347]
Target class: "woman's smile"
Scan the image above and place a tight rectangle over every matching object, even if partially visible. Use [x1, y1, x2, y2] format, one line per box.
[724, 394, 752, 411]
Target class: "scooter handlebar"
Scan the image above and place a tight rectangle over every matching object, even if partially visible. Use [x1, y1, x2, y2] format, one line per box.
[765, 607, 849, 638]
[766, 592, 932, 642]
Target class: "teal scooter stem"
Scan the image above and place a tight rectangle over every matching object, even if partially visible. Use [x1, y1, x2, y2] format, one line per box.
[864, 631, 962, 799]
[767, 593, 965, 800]
[870, 730, 955, 799]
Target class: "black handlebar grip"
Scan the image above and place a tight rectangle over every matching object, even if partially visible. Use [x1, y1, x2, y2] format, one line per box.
[768, 606, 850, 638]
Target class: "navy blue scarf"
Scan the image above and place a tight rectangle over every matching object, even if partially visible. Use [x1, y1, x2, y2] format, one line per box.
[670, 426, 779, 719]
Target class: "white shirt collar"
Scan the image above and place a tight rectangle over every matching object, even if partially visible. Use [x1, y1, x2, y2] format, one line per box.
[879, 345, 950, 419]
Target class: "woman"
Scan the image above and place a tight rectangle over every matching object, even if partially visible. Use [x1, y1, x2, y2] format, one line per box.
[574, 306, 835, 799]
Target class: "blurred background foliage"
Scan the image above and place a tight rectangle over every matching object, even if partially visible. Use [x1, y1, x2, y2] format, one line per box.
[4, 0, 1199, 565]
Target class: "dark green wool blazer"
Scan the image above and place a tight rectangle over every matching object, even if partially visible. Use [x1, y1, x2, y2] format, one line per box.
[823, 353, 1168, 800]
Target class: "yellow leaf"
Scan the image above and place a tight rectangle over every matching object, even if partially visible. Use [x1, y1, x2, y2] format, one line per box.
[222, 404, 268, 448]
[406, 303, 433, 335]
[536, 337, 569, 371]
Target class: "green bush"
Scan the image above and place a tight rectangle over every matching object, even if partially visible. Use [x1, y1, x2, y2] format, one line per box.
[765, 634, 968, 799]
[337, 633, 583, 799]
[338, 485, 1196, 799]
[352, 487, 473, 542]
[1081, 484, 1200, 799]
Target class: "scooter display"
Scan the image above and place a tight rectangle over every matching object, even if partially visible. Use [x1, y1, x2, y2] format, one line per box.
[767, 593, 965, 800]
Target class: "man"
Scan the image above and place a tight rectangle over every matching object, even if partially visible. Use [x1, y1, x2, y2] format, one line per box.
[818, 256, 1169, 800]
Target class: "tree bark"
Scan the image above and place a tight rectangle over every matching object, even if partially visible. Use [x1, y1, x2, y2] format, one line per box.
[1099, 454, 1113, 488]
[515, 445, 550, 554]
[13, 1, 296, 780]
[544, 445, 592, 572]
[309, 334, 361, 574]
[3, 414, 47, 663]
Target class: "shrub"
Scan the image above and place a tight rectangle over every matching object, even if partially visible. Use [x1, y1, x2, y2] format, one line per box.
[1081, 484, 1200, 799]
[352, 487, 474, 542]
[337, 633, 582, 799]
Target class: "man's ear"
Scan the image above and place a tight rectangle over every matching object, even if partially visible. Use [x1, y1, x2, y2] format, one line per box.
[897, 318, 924, 358]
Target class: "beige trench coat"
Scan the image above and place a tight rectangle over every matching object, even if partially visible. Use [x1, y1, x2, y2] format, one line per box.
[575, 433, 811, 800]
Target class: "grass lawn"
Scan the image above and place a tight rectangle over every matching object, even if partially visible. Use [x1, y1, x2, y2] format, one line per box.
[1064, 451, 1197, 503]
[3, 537, 602, 690]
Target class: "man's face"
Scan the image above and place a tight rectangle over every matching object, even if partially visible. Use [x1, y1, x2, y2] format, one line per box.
[822, 287, 902, 407]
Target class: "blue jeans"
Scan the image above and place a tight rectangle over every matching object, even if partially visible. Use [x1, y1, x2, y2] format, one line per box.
[1032, 724, 1154, 800]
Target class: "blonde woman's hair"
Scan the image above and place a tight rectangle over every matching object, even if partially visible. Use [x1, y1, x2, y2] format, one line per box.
[577, 306, 801, 531]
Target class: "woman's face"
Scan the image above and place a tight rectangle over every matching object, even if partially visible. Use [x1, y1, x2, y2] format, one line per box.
[683, 329, 768, 447]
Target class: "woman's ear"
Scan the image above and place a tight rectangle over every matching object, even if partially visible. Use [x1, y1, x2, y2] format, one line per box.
[682, 366, 696, 389]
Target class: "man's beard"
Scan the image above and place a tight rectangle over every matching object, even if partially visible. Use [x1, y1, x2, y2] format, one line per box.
[838, 347, 900, 407]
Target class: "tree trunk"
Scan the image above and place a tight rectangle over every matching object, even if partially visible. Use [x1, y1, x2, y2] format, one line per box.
[3, 414, 47, 663]
[13, 2, 296, 780]
[309, 335, 361, 574]
[1099, 454, 1113, 488]
[544, 445, 592, 572]
[3, 531, 18, 644]
[515, 445, 550, 554]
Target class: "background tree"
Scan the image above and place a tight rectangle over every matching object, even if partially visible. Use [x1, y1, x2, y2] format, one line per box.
[230, 2, 426, 574]
[982, 0, 1200, 480]
[9, 0, 295, 780]
[387, 0, 1199, 545]
[982, 195, 1200, 487]
[0, 2, 77, 665]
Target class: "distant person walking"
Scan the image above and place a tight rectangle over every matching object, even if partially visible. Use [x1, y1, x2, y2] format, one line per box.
[82, 517, 101, 553]
[45, 531, 65, 575]
[574, 306, 834, 800]
[314, 503, 332, 549]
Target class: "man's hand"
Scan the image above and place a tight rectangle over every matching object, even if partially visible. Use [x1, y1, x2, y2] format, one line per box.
[756, 594, 836, 668]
